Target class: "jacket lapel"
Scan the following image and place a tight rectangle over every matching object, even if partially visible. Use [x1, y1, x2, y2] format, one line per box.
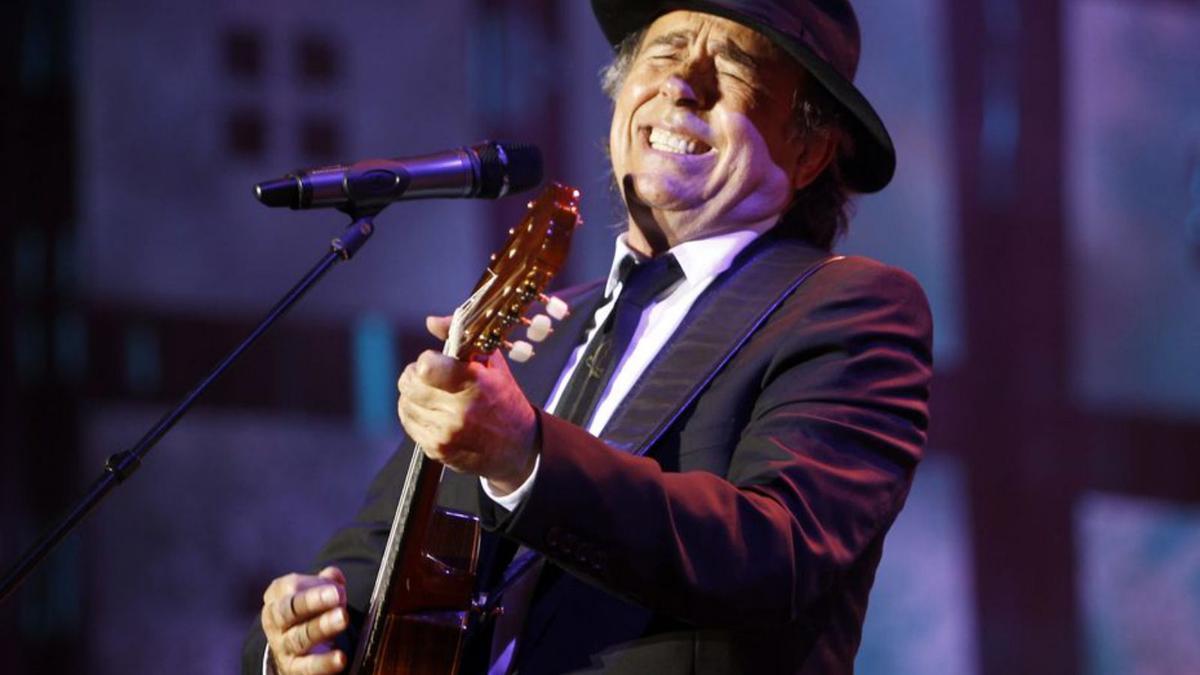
[599, 236, 838, 456]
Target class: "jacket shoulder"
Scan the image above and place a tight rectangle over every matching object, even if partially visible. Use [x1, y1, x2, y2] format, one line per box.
[789, 255, 932, 332]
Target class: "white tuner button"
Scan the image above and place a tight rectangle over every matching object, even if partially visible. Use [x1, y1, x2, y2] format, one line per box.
[508, 340, 534, 363]
[544, 296, 569, 321]
[526, 314, 552, 342]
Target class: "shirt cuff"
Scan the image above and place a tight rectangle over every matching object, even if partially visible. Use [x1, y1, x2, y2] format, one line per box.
[263, 646, 275, 675]
[480, 453, 540, 511]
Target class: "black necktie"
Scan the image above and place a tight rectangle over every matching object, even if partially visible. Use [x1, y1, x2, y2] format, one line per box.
[553, 253, 684, 427]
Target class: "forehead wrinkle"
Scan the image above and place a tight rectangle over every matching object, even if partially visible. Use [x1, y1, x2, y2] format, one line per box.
[643, 29, 695, 51]
[643, 27, 766, 71]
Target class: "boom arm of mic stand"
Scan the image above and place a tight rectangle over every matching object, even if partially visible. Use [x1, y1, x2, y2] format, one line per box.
[0, 209, 379, 604]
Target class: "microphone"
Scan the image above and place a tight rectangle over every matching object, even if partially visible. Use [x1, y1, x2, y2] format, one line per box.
[254, 141, 543, 210]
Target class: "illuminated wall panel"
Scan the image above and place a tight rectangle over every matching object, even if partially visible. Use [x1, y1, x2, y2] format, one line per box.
[841, 0, 963, 367]
[1076, 492, 1200, 673]
[1067, 0, 1200, 415]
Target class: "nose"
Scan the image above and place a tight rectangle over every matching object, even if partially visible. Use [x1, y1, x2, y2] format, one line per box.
[659, 56, 716, 109]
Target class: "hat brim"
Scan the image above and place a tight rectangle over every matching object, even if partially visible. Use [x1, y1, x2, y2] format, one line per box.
[591, 0, 896, 193]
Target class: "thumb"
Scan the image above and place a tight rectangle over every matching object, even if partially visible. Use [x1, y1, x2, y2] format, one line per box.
[425, 315, 452, 341]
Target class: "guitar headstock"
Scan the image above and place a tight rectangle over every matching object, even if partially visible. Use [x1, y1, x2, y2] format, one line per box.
[446, 182, 581, 362]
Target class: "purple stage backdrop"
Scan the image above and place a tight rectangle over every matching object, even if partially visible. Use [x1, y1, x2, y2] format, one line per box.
[3, 0, 1198, 673]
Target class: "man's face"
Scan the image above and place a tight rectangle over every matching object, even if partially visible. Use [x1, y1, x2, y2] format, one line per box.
[609, 11, 825, 253]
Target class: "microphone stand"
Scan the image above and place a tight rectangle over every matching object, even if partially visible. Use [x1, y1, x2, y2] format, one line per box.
[0, 206, 381, 604]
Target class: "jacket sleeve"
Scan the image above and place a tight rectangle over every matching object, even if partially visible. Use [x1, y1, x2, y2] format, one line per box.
[482, 259, 933, 628]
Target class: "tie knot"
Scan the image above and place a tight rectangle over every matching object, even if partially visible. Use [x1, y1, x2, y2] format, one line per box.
[617, 253, 683, 309]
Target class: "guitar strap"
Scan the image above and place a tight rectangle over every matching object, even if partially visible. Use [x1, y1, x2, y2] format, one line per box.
[599, 241, 843, 457]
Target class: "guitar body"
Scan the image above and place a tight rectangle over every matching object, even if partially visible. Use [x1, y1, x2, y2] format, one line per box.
[350, 182, 581, 674]
[369, 508, 480, 675]
[357, 458, 480, 675]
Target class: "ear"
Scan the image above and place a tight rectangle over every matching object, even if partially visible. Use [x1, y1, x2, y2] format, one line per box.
[790, 130, 839, 191]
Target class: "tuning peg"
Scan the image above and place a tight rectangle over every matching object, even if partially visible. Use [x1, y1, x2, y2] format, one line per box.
[539, 294, 569, 320]
[506, 340, 534, 363]
[524, 314, 552, 342]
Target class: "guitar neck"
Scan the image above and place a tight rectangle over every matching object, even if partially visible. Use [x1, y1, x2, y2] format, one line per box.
[348, 182, 581, 674]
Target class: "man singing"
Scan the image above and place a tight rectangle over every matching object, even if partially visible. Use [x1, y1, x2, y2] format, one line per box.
[244, 1, 932, 672]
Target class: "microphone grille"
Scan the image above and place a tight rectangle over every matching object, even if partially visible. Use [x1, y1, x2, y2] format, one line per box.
[475, 141, 543, 198]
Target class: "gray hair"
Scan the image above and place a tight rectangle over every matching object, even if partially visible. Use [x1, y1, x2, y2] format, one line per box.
[599, 27, 853, 250]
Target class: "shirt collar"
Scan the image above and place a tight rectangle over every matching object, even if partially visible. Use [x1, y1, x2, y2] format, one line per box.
[604, 226, 769, 298]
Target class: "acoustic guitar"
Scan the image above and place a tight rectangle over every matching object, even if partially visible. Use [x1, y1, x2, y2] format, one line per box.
[349, 182, 581, 674]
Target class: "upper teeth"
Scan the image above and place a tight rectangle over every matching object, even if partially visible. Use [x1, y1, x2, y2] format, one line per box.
[650, 128, 702, 155]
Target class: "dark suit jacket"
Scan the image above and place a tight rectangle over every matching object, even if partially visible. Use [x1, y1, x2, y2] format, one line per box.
[242, 234, 933, 674]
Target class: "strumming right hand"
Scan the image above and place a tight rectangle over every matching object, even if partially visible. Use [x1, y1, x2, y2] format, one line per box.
[261, 566, 349, 674]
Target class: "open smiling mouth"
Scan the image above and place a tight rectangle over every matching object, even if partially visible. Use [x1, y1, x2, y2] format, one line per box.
[646, 127, 714, 156]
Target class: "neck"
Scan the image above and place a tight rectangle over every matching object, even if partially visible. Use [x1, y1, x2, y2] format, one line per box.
[624, 210, 781, 258]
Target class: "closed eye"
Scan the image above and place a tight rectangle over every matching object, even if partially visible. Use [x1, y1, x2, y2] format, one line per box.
[643, 47, 684, 63]
[717, 69, 765, 95]
[718, 70, 750, 84]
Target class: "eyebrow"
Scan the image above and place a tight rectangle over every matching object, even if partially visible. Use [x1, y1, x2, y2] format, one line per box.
[643, 30, 763, 71]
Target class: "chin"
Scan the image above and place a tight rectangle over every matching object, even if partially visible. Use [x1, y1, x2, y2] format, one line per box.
[628, 174, 704, 211]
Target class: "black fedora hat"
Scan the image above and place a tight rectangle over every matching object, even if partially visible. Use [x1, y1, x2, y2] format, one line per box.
[591, 0, 895, 193]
